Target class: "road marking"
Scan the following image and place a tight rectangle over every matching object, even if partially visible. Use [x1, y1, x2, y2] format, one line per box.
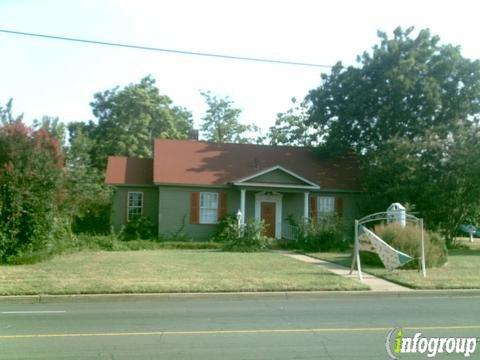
[1, 325, 479, 339]
[1, 311, 66, 314]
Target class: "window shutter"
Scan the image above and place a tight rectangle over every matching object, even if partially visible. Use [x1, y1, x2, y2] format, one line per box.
[309, 196, 317, 219]
[335, 197, 344, 218]
[190, 192, 200, 224]
[218, 192, 227, 220]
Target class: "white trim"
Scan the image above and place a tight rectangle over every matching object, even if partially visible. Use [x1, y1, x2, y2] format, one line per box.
[304, 192, 309, 223]
[254, 192, 282, 239]
[233, 182, 319, 190]
[127, 191, 144, 220]
[240, 189, 246, 225]
[234, 165, 320, 188]
[199, 192, 219, 224]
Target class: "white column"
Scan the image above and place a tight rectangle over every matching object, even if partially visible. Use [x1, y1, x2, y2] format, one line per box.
[240, 189, 246, 225]
[303, 192, 309, 223]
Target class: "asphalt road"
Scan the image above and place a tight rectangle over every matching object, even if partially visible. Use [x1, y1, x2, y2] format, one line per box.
[0, 293, 479, 359]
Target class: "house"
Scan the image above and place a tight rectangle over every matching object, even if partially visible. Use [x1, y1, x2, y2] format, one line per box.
[105, 139, 362, 240]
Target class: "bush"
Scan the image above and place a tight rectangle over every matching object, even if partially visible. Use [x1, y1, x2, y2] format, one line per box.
[120, 216, 156, 241]
[219, 218, 269, 252]
[212, 214, 237, 242]
[291, 216, 352, 252]
[361, 223, 448, 269]
[71, 201, 112, 235]
[0, 122, 64, 263]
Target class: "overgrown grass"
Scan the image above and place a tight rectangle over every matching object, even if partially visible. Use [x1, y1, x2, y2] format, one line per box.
[6, 234, 222, 264]
[309, 247, 480, 289]
[0, 250, 367, 295]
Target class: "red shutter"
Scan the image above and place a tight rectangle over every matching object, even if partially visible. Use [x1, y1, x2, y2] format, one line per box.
[218, 192, 227, 220]
[335, 197, 344, 218]
[190, 192, 200, 224]
[309, 196, 317, 219]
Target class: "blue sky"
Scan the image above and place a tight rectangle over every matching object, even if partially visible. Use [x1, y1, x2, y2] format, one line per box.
[1, 0, 479, 135]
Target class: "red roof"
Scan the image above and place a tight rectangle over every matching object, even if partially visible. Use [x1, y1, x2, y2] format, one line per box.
[105, 157, 153, 185]
[152, 139, 360, 190]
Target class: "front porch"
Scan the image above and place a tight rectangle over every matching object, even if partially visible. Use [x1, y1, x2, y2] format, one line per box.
[233, 165, 321, 239]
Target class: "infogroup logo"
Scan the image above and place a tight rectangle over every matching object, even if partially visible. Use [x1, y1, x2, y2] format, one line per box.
[385, 328, 478, 359]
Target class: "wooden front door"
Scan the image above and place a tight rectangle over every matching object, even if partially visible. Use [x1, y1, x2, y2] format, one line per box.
[261, 202, 276, 238]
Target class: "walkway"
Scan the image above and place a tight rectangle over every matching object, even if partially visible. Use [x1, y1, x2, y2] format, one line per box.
[285, 253, 412, 292]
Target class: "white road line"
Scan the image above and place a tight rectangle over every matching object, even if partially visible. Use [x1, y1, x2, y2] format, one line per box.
[1, 310, 66, 314]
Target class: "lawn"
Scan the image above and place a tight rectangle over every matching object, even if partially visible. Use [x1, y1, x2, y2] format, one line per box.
[0, 250, 367, 295]
[309, 247, 480, 289]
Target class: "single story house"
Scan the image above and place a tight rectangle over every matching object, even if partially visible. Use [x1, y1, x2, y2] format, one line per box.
[105, 139, 362, 240]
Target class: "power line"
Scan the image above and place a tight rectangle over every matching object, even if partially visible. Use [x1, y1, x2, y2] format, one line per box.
[0, 28, 333, 69]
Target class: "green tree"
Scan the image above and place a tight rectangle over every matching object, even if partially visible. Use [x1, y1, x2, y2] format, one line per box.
[200, 91, 259, 143]
[0, 120, 64, 262]
[307, 27, 480, 154]
[0, 98, 23, 125]
[268, 98, 317, 146]
[362, 123, 480, 245]
[89, 75, 193, 169]
[33, 116, 66, 149]
[64, 124, 112, 234]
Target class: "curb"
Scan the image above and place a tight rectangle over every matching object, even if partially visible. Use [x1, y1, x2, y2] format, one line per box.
[1, 289, 480, 304]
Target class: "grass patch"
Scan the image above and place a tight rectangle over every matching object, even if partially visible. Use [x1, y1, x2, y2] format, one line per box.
[309, 248, 480, 289]
[0, 250, 367, 295]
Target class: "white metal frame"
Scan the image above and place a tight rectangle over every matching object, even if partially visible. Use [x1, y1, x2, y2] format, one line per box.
[349, 211, 426, 281]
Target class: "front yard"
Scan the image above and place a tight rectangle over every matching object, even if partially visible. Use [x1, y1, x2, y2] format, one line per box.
[0, 250, 367, 295]
[309, 247, 480, 289]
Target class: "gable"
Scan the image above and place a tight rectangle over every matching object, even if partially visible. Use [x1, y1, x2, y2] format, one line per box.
[234, 166, 319, 189]
[243, 168, 313, 186]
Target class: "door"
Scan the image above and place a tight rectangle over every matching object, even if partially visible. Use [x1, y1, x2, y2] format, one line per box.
[261, 202, 276, 238]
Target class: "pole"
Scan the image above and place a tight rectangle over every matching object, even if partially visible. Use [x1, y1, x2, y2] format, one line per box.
[420, 218, 426, 278]
[354, 220, 363, 281]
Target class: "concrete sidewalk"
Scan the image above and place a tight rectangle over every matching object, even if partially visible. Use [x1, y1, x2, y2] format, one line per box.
[286, 253, 412, 292]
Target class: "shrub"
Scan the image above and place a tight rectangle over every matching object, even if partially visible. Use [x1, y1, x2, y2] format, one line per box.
[212, 214, 237, 242]
[291, 216, 352, 252]
[72, 234, 221, 251]
[0, 121, 64, 263]
[120, 216, 156, 241]
[361, 223, 448, 269]
[220, 218, 269, 252]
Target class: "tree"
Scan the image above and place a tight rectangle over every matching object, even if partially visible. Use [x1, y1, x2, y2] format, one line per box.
[268, 98, 317, 146]
[0, 119, 64, 262]
[33, 116, 67, 150]
[64, 124, 112, 234]
[0, 98, 23, 125]
[200, 91, 260, 143]
[307, 27, 480, 154]
[88, 75, 193, 169]
[362, 123, 480, 245]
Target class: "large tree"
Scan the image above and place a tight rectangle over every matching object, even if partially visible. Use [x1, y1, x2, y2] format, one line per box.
[200, 91, 259, 143]
[307, 27, 480, 154]
[88, 75, 193, 169]
[362, 123, 480, 245]
[268, 98, 317, 146]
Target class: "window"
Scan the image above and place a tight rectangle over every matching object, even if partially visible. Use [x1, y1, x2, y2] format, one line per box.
[127, 192, 143, 220]
[317, 196, 335, 216]
[199, 192, 218, 224]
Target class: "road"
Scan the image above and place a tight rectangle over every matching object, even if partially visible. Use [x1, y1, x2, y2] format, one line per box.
[0, 293, 479, 359]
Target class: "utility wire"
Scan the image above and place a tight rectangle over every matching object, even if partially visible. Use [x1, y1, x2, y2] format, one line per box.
[0, 28, 333, 69]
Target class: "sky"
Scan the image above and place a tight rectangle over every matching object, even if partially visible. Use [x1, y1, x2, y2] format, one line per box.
[1, 0, 480, 136]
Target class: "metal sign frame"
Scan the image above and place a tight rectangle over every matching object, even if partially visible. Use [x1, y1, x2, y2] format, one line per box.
[349, 211, 426, 281]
